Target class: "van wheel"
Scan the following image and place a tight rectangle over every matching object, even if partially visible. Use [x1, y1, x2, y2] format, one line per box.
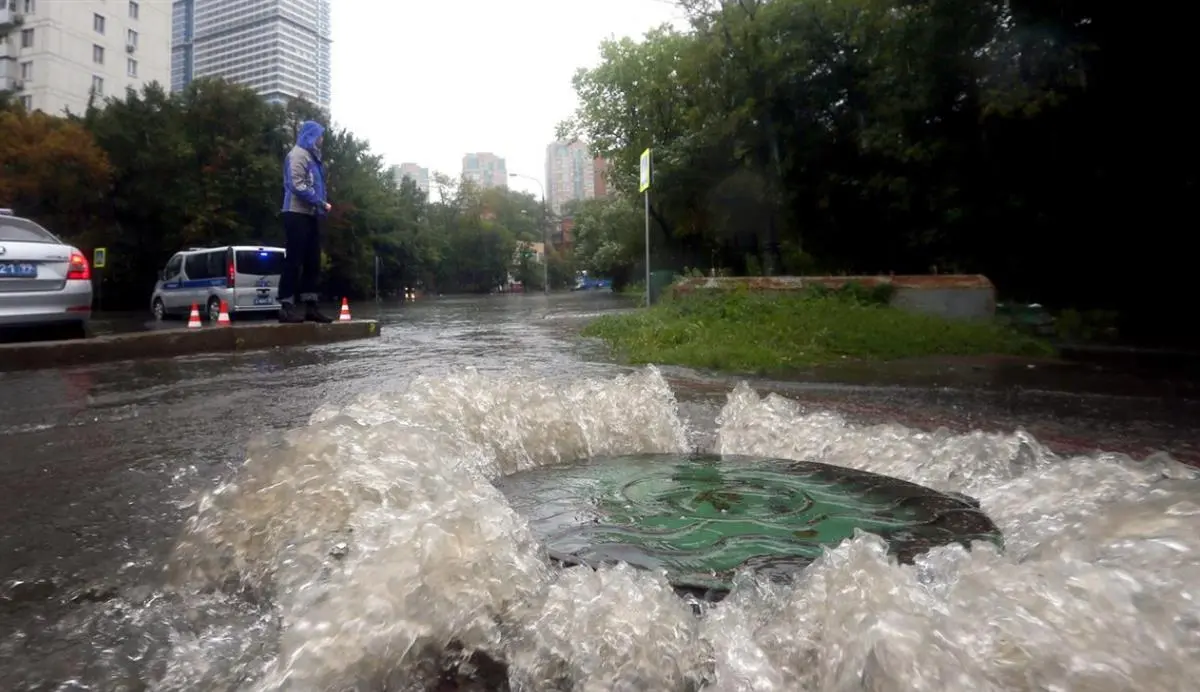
[206, 297, 223, 323]
[152, 298, 166, 321]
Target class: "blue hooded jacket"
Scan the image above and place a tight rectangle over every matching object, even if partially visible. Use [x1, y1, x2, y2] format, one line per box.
[281, 120, 327, 215]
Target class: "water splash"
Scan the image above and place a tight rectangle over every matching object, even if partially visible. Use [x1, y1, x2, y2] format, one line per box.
[23, 367, 1199, 690]
[165, 367, 691, 689]
[708, 384, 1200, 691]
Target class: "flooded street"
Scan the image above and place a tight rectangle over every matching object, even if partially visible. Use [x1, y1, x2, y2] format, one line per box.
[2, 293, 1199, 690]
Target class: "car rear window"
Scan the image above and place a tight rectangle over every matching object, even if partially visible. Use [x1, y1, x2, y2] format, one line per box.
[235, 250, 285, 276]
[0, 218, 59, 243]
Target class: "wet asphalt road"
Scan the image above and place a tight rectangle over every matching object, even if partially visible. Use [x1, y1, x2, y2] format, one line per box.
[1, 292, 1199, 649]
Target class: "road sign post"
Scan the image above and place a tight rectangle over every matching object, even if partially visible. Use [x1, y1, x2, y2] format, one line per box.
[92, 247, 107, 310]
[639, 148, 651, 306]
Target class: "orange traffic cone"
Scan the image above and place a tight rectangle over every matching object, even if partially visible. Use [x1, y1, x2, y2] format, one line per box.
[216, 300, 231, 326]
[338, 297, 352, 321]
[187, 303, 202, 329]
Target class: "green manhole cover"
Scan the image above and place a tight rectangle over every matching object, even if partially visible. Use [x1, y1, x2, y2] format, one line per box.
[495, 454, 1001, 597]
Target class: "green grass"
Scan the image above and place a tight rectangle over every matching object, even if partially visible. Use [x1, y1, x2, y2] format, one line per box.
[582, 288, 1054, 374]
[620, 280, 647, 299]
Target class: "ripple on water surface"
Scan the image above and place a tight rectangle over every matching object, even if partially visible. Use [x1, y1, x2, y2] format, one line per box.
[5, 366, 1199, 691]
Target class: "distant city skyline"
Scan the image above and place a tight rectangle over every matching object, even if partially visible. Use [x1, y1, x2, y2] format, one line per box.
[391, 142, 611, 209]
[329, 1, 687, 203]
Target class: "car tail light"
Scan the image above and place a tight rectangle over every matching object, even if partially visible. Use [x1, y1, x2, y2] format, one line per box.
[228, 258, 235, 286]
[67, 251, 91, 280]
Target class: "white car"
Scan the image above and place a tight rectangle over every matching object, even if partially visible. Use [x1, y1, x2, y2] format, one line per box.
[0, 209, 93, 338]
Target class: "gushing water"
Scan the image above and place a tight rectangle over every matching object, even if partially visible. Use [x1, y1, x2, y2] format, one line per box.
[32, 367, 1200, 690]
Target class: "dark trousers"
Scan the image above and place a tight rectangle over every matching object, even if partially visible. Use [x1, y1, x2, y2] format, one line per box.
[279, 211, 321, 304]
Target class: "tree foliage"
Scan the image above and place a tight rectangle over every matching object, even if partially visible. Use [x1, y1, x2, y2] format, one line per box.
[0, 78, 556, 307]
[562, 0, 1190, 344]
[0, 108, 111, 235]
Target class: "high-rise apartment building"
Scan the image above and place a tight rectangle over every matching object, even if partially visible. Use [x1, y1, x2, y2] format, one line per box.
[593, 157, 610, 198]
[171, 0, 331, 111]
[545, 140, 597, 215]
[462, 153, 507, 189]
[389, 163, 429, 196]
[1, 0, 171, 115]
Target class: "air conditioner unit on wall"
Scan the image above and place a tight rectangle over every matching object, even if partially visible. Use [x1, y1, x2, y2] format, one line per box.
[126, 43, 135, 54]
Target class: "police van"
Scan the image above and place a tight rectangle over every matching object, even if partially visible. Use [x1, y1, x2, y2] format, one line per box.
[150, 245, 286, 322]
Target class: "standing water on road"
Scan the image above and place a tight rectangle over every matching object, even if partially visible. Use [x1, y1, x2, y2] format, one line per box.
[1, 295, 1198, 690]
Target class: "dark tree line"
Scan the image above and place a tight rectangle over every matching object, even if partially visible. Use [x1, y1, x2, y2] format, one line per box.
[563, 0, 1192, 345]
[0, 80, 572, 309]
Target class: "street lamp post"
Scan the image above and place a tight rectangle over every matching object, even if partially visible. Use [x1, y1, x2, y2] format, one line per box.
[510, 172, 549, 296]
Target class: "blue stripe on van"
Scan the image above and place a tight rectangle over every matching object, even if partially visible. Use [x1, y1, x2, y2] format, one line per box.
[162, 278, 229, 290]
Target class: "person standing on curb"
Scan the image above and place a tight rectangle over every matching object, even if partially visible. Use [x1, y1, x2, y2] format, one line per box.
[279, 120, 334, 324]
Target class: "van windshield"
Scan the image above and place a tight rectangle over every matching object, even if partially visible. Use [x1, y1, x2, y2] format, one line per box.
[235, 250, 285, 276]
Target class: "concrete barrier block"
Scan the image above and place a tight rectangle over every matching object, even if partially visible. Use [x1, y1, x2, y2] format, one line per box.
[670, 275, 997, 321]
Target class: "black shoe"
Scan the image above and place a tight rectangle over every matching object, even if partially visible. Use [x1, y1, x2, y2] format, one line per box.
[304, 301, 334, 324]
[278, 303, 304, 324]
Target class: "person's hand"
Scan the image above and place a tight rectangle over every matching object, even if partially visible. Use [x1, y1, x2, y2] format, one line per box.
[324, 202, 332, 212]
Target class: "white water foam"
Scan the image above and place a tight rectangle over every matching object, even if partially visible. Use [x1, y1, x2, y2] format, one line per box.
[159, 367, 1200, 691]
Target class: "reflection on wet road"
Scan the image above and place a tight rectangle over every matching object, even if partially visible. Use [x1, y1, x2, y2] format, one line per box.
[2, 292, 1199, 690]
[0, 295, 628, 595]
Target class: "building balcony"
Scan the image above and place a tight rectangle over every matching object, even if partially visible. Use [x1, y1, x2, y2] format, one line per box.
[0, 76, 25, 93]
[0, 6, 24, 34]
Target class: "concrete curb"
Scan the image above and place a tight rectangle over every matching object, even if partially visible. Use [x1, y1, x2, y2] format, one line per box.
[0, 320, 381, 372]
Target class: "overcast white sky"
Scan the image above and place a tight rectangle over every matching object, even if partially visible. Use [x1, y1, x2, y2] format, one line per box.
[329, 0, 687, 199]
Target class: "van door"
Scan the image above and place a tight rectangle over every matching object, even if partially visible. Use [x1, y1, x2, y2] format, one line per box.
[180, 252, 207, 311]
[159, 254, 186, 313]
[232, 248, 285, 310]
[181, 249, 229, 312]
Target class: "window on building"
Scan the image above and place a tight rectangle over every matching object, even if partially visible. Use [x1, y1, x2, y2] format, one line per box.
[93, 45, 104, 64]
[19, 61, 32, 81]
[22, 0, 35, 13]
[127, 29, 138, 48]
[20, 96, 32, 111]
[20, 28, 34, 49]
[128, 1, 139, 19]
[93, 13, 105, 34]
[92, 76, 104, 96]
[127, 58, 137, 78]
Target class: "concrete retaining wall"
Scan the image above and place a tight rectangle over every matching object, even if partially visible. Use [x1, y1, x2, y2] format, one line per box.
[0, 320, 381, 372]
[671, 275, 996, 321]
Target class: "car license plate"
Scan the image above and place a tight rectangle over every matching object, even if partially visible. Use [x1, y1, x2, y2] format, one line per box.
[253, 296, 274, 306]
[0, 262, 36, 278]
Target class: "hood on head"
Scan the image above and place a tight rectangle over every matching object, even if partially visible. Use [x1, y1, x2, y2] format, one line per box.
[296, 120, 325, 152]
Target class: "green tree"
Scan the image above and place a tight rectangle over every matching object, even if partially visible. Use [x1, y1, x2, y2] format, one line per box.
[570, 196, 644, 289]
[560, 0, 1190, 344]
